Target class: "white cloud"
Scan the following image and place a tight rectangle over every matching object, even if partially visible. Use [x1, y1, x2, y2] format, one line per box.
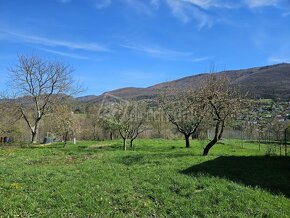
[166, 0, 213, 28]
[192, 56, 211, 62]
[150, 0, 160, 9]
[166, 0, 191, 23]
[41, 48, 91, 60]
[180, 0, 239, 9]
[59, 0, 71, 3]
[120, 44, 193, 60]
[182, 0, 215, 9]
[165, 0, 284, 28]
[244, 0, 280, 8]
[94, 0, 112, 9]
[0, 28, 108, 52]
[282, 11, 290, 17]
[124, 0, 154, 16]
[193, 7, 214, 29]
[268, 56, 290, 63]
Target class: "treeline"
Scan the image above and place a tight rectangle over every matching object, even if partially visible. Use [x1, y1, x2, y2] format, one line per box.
[1, 54, 289, 155]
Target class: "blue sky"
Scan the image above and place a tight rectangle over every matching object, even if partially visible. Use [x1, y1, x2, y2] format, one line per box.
[0, 0, 290, 96]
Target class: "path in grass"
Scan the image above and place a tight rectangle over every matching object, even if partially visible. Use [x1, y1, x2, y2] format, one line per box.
[0, 139, 289, 217]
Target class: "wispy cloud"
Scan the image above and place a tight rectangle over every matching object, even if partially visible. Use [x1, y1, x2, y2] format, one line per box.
[166, 0, 214, 28]
[244, 0, 280, 8]
[41, 48, 91, 60]
[165, 0, 284, 28]
[268, 56, 290, 63]
[120, 44, 193, 60]
[59, 0, 285, 28]
[124, 0, 155, 16]
[181, 0, 238, 9]
[192, 56, 211, 62]
[166, 0, 191, 23]
[59, 0, 71, 3]
[150, 0, 160, 9]
[165, 0, 241, 29]
[94, 0, 112, 9]
[282, 11, 290, 17]
[0, 28, 108, 52]
[182, 0, 212, 9]
[175, 0, 240, 9]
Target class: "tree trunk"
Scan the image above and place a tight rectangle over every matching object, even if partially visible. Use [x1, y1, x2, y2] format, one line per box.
[203, 136, 218, 156]
[123, 138, 127, 151]
[203, 121, 220, 156]
[93, 124, 97, 140]
[184, 133, 190, 148]
[31, 120, 40, 144]
[64, 131, 68, 147]
[130, 139, 134, 148]
[110, 132, 113, 140]
[218, 121, 225, 140]
[31, 131, 38, 144]
[192, 130, 198, 140]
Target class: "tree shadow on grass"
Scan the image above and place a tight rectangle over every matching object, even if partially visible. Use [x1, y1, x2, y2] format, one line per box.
[181, 156, 290, 198]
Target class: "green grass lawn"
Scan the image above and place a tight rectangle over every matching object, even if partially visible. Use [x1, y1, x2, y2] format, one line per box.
[0, 139, 289, 217]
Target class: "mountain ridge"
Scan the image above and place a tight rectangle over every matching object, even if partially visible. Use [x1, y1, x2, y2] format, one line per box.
[77, 63, 290, 102]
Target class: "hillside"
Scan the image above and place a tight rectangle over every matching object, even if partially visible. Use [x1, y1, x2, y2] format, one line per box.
[78, 63, 290, 102]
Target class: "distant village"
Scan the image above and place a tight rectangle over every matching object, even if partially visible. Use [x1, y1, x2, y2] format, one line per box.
[249, 100, 290, 122]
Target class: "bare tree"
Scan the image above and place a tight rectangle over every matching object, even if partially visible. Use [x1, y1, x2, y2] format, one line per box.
[100, 100, 146, 150]
[201, 74, 241, 155]
[86, 104, 101, 140]
[0, 100, 21, 143]
[160, 89, 207, 148]
[113, 102, 132, 150]
[115, 102, 147, 150]
[49, 104, 77, 147]
[149, 107, 168, 138]
[127, 121, 145, 148]
[9, 54, 76, 143]
[127, 104, 146, 148]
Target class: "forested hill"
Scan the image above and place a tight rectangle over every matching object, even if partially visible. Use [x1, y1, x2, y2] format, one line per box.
[77, 63, 290, 102]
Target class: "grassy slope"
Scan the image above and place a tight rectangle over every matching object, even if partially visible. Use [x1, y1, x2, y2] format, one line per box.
[0, 139, 289, 217]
